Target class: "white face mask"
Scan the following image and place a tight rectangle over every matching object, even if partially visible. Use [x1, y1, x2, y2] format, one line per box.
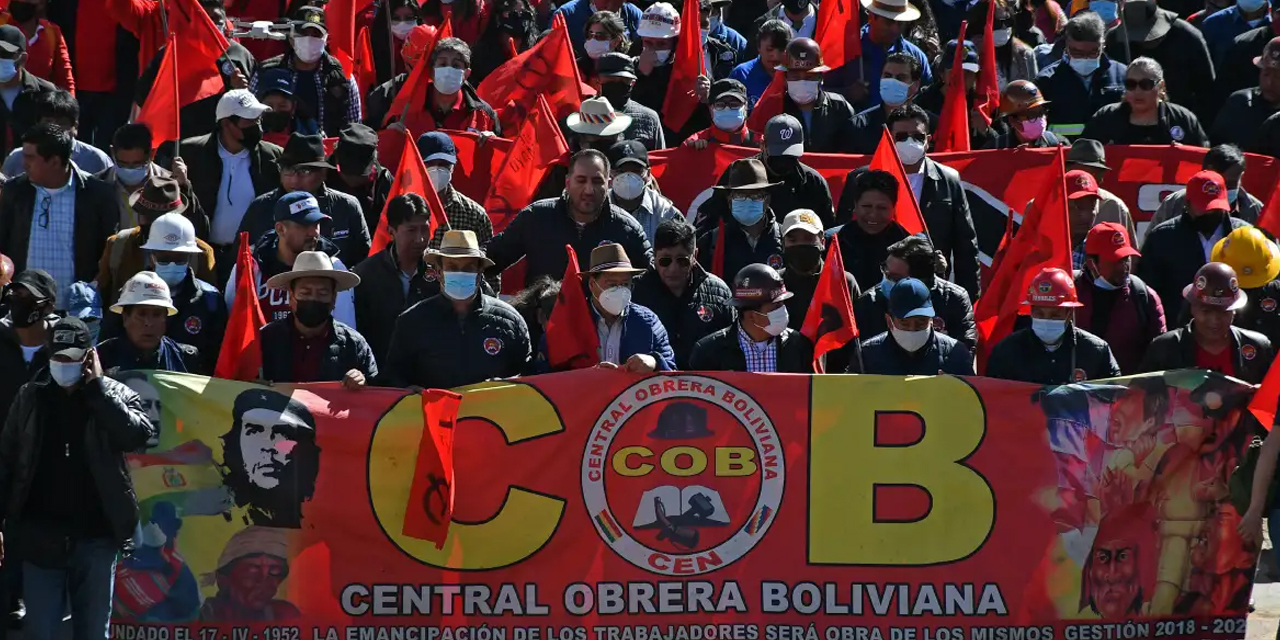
[585, 38, 612, 59]
[654, 49, 672, 64]
[433, 66, 466, 95]
[991, 27, 1012, 47]
[787, 79, 820, 104]
[292, 35, 328, 63]
[891, 323, 931, 352]
[1031, 317, 1067, 344]
[390, 20, 417, 39]
[755, 306, 789, 336]
[596, 285, 632, 315]
[50, 359, 83, 387]
[426, 165, 453, 192]
[611, 172, 646, 200]
[895, 138, 926, 165]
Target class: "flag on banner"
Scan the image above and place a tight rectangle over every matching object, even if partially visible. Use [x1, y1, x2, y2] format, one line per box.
[934, 22, 971, 153]
[402, 389, 464, 548]
[136, 35, 181, 150]
[975, 1, 999, 126]
[815, 0, 861, 71]
[801, 239, 858, 372]
[483, 94, 569, 234]
[974, 148, 1072, 371]
[662, 0, 702, 133]
[869, 127, 929, 236]
[326, 0, 358, 78]
[384, 21, 451, 128]
[477, 23, 586, 133]
[215, 233, 265, 381]
[369, 129, 450, 257]
[711, 216, 727, 278]
[747, 70, 786, 131]
[545, 246, 601, 370]
[166, 0, 229, 105]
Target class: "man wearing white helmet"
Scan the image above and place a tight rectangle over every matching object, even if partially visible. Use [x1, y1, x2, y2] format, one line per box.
[632, 3, 685, 112]
[143, 213, 227, 374]
[95, 271, 204, 375]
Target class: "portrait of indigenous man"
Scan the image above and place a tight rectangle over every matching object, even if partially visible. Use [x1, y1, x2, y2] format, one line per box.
[219, 389, 322, 528]
[199, 526, 301, 622]
[1079, 503, 1159, 619]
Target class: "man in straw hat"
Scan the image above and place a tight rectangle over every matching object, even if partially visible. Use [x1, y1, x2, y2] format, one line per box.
[540, 242, 674, 372]
[96, 271, 204, 375]
[689, 262, 813, 372]
[198, 527, 300, 622]
[385, 230, 529, 390]
[696, 157, 785, 282]
[260, 250, 375, 387]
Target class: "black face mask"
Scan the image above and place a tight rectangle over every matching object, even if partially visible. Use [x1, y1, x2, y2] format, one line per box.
[261, 112, 292, 133]
[600, 83, 633, 107]
[9, 297, 43, 328]
[239, 123, 263, 148]
[784, 244, 822, 273]
[1191, 211, 1225, 235]
[8, 2, 37, 23]
[767, 156, 800, 176]
[293, 299, 331, 328]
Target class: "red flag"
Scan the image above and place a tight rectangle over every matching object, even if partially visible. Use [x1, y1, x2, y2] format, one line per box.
[1260, 172, 1280, 238]
[552, 12, 590, 102]
[934, 21, 971, 153]
[353, 27, 377, 103]
[746, 70, 786, 131]
[166, 0, 228, 105]
[137, 35, 180, 150]
[214, 232, 265, 381]
[868, 127, 929, 236]
[662, 0, 702, 133]
[368, 129, 450, 256]
[483, 94, 569, 233]
[973, 148, 1073, 371]
[385, 20, 451, 128]
[1252, 358, 1280, 429]
[326, 0, 358, 78]
[974, 0, 999, 126]
[711, 216, 727, 278]
[815, 0, 862, 71]
[477, 24, 585, 132]
[545, 246, 601, 370]
[800, 240, 858, 373]
[401, 389, 463, 548]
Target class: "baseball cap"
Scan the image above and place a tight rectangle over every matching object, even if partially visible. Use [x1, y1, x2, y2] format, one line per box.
[0, 25, 25, 55]
[66, 282, 102, 321]
[255, 68, 295, 99]
[888, 278, 934, 319]
[416, 131, 458, 165]
[49, 317, 91, 361]
[780, 209, 823, 237]
[943, 39, 979, 72]
[292, 5, 328, 35]
[1065, 169, 1099, 200]
[12, 269, 56, 301]
[766, 114, 804, 158]
[1084, 222, 1141, 264]
[216, 89, 271, 121]
[709, 79, 747, 104]
[273, 191, 330, 224]
[596, 52, 637, 80]
[1187, 170, 1230, 213]
[607, 140, 649, 169]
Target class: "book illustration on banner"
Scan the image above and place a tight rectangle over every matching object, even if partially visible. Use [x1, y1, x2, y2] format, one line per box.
[632, 485, 731, 550]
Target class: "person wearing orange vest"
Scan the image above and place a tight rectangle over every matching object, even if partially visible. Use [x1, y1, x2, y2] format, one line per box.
[0, 0, 73, 94]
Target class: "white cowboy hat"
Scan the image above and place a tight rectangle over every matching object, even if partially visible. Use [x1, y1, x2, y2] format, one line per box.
[861, 0, 921, 22]
[265, 251, 361, 291]
[565, 97, 633, 137]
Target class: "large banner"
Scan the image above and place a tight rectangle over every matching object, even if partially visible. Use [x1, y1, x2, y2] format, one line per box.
[114, 370, 1258, 639]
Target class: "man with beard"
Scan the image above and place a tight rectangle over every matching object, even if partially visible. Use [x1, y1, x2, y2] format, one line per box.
[198, 527, 300, 621]
[219, 390, 321, 529]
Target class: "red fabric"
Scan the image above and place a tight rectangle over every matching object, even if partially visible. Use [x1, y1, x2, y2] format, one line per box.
[167, 0, 230, 106]
[0, 17, 74, 93]
[975, 2, 998, 127]
[354, 26, 377, 103]
[800, 240, 858, 373]
[934, 20, 971, 153]
[746, 70, 785, 132]
[215, 233, 266, 381]
[425, 1, 490, 45]
[1259, 166, 1280, 238]
[814, 0, 861, 71]
[476, 22, 585, 133]
[1196, 344, 1237, 378]
[868, 127, 928, 236]
[369, 128, 448, 256]
[327, 0, 358, 77]
[402, 389, 463, 547]
[1251, 346, 1280, 430]
[135, 35, 180, 149]
[71, 0, 121, 93]
[684, 125, 758, 146]
[545, 245, 601, 370]
[661, 0, 701, 133]
[105, 0, 165, 75]
[385, 20, 450, 127]
[483, 94, 568, 234]
[711, 216, 726, 278]
[290, 324, 330, 382]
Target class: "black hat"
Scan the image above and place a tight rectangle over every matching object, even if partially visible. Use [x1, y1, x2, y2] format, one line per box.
[607, 140, 648, 169]
[1066, 138, 1110, 171]
[12, 269, 55, 301]
[596, 52, 637, 80]
[648, 402, 713, 439]
[731, 263, 792, 308]
[709, 78, 747, 104]
[280, 133, 336, 169]
[334, 123, 378, 176]
[128, 176, 188, 217]
[0, 25, 25, 55]
[49, 317, 91, 361]
[942, 39, 979, 72]
[292, 5, 328, 34]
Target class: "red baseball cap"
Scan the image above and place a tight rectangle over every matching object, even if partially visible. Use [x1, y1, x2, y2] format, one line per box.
[1084, 222, 1141, 264]
[1187, 170, 1230, 213]
[1065, 169, 1100, 200]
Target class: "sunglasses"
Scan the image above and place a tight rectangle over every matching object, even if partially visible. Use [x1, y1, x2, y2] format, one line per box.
[1124, 78, 1157, 91]
[893, 132, 928, 143]
[657, 255, 693, 268]
[586, 31, 612, 41]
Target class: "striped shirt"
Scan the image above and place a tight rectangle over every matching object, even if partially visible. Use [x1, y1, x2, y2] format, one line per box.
[736, 325, 777, 373]
[27, 167, 78, 310]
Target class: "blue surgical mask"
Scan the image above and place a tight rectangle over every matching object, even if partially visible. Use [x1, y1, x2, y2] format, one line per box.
[154, 262, 188, 287]
[1089, 0, 1118, 22]
[879, 276, 895, 299]
[0, 59, 17, 83]
[442, 270, 478, 301]
[1239, 0, 1268, 12]
[1031, 318, 1068, 344]
[701, 29, 709, 44]
[1227, 188, 1239, 204]
[879, 77, 911, 106]
[712, 105, 746, 131]
[730, 197, 765, 226]
[116, 165, 149, 186]
[1067, 55, 1100, 77]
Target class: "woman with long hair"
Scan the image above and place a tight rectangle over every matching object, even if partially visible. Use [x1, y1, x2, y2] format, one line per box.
[469, 0, 539, 83]
[906, 0, 942, 63]
[576, 10, 631, 79]
[1081, 57, 1207, 146]
[421, 0, 491, 44]
[367, 0, 423, 85]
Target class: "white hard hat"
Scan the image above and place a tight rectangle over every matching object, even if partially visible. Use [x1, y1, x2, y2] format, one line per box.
[110, 271, 178, 315]
[637, 2, 680, 38]
[141, 213, 202, 254]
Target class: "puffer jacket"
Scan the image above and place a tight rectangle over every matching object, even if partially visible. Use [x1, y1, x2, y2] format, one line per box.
[631, 265, 735, 369]
[853, 330, 973, 375]
[780, 90, 860, 154]
[854, 277, 977, 350]
[985, 325, 1122, 384]
[238, 187, 372, 266]
[260, 318, 378, 384]
[1139, 323, 1274, 384]
[383, 294, 530, 389]
[0, 374, 153, 549]
[688, 323, 814, 373]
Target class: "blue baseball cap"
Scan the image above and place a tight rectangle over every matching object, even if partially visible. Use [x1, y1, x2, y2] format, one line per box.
[66, 281, 102, 321]
[888, 278, 934, 319]
[943, 39, 980, 73]
[273, 191, 330, 224]
[255, 68, 295, 99]
[416, 131, 458, 165]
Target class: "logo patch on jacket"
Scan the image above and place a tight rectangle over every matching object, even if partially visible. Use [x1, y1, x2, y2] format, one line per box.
[933, 316, 948, 334]
[483, 337, 503, 355]
[1243, 344, 1258, 360]
[185, 316, 203, 335]
[1263, 297, 1277, 313]
[697, 305, 713, 322]
[767, 254, 783, 269]
[1072, 368, 1087, 382]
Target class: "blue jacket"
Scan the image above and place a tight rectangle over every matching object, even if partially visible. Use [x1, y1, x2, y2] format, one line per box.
[554, 0, 642, 57]
[729, 57, 774, 111]
[1200, 6, 1269, 64]
[827, 24, 933, 110]
[536, 300, 676, 372]
[712, 22, 748, 60]
[855, 330, 973, 376]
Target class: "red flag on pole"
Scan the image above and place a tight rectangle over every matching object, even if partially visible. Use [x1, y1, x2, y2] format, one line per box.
[166, 0, 229, 104]
[368, 129, 450, 256]
[974, 0, 1000, 126]
[662, 0, 702, 133]
[711, 216, 727, 278]
[137, 35, 181, 150]
[214, 232, 265, 381]
[545, 246, 601, 370]
[934, 22, 972, 153]
[353, 26, 377, 102]
[483, 94, 569, 232]
[815, 0, 862, 71]
[800, 239, 859, 372]
[868, 127, 929, 236]
[385, 21, 450, 128]
[1259, 173, 1280, 238]
[401, 388, 463, 548]
[477, 24, 587, 132]
[326, 0, 358, 78]
[746, 70, 786, 131]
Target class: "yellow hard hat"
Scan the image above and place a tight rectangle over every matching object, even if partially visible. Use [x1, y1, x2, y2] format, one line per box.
[1211, 227, 1280, 290]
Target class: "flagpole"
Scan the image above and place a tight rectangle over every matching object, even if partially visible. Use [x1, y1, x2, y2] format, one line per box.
[385, 0, 397, 83]
[171, 34, 181, 154]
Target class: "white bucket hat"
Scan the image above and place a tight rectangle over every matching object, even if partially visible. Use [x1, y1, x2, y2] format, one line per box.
[861, 0, 921, 22]
[565, 97, 633, 136]
[637, 2, 681, 38]
[110, 271, 178, 315]
[141, 213, 202, 254]
[265, 251, 361, 291]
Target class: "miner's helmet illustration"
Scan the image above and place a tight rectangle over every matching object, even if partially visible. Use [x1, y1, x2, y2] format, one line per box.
[648, 402, 713, 439]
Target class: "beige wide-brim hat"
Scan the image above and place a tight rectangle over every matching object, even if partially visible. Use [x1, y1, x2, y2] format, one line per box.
[265, 250, 361, 291]
[861, 0, 921, 21]
[424, 229, 496, 270]
[578, 243, 645, 277]
[565, 97, 633, 137]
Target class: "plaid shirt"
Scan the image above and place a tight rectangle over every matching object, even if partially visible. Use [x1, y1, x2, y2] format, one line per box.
[28, 168, 78, 310]
[736, 325, 777, 373]
[431, 187, 494, 249]
[1072, 242, 1086, 272]
[248, 64, 361, 135]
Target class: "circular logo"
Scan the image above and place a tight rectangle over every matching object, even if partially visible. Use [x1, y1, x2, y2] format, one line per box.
[483, 337, 503, 355]
[184, 316, 202, 335]
[423, 265, 438, 283]
[1243, 344, 1258, 361]
[220, 60, 235, 77]
[165, 233, 179, 243]
[1072, 368, 1087, 382]
[1112, 232, 1124, 246]
[1230, 277, 1240, 292]
[1170, 126, 1185, 142]
[582, 375, 784, 576]
[932, 316, 947, 334]
[1038, 280, 1053, 294]
[1245, 266, 1255, 275]
[1263, 297, 1277, 313]
[1195, 275, 1208, 290]
[696, 305, 713, 322]
[767, 254, 783, 270]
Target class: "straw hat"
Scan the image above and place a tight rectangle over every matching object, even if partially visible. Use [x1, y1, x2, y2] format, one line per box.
[423, 230, 495, 270]
[861, 0, 921, 21]
[264, 251, 361, 291]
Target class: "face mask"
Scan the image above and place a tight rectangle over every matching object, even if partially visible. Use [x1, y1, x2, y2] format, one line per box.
[895, 138, 926, 165]
[755, 306, 789, 336]
[731, 197, 765, 226]
[50, 360, 84, 388]
[8, 2, 36, 23]
[1031, 317, 1067, 344]
[1192, 211, 1224, 234]
[991, 27, 1012, 47]
[390, 20, 417, 39]
[10, 297, 42, 328]
[140, 522, 168, 548]
[585, 38, 612, 59]
[116, 164, 149, 186]
[261, 111, 292, 133]
[154, 262, 188, 287]
[1016, 116, 1047, 140]
[292, 35, 327, 63]
[766, 156, 799, 176]
[891, 326, 931, 352]
[611, 172, 646, 200]
[442, 271, 479, 300]
[654, 49, 672, 65]
[787, 79, 820, 104]
[879, 276, 895, 300]
[1089, 0, 1118, 22]
[1093, 275, 1124, 291]
[879, 77, 911, 106]
[1067, 55, 1100, 76]
[293, 299, 331, 328]
[712, 105, 746, 131]
[709, 15, 722, 31]
[600, 82, 633, 107]
[433, 66, 466, 94]
[0, 59, 17, 83]
[1227, 188, 1239, 204]
[596, 285, 632, 316]
[239, 123, 263, 148]
[426, 165, 453, 192]
[784, 244, 821, 272]
[701, 29, 709, 45]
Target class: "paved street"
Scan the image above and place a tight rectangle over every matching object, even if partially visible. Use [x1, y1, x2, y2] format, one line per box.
[1251, 522, 1278, 640]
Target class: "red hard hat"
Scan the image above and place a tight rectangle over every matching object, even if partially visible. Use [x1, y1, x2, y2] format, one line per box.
[1024, 267, 1084, 308]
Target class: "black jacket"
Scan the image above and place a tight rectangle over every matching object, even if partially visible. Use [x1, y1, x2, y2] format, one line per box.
[0, 169, 116, 283]
[985, 325, 1122, 384]
[853, 330, 973, 375]
[1103, 9, 1217, 121]
[96, 335, 202, 375]
[486, 196, 653, 288]
[0, 315, 54, 418]
[0, 374, 154, 548]
[327, 165, 394, 236]
[697, 154, 836, 230]
[1237, 280, 1280, 347]
[1035, 56, 1127, 137]
[696, 213, 785, 283]
[779, 264, 861, 372]
[835, 222, 911, 297]
[167, 273, 227, 375]
[688, 323, 814, 373]
[1136, 212, 1251, 321]
[0, 70, 54, 153]
[172, 133, 284, 238]
[239, 187, 372, 264]
[1219, 24, 1270, 97]
[1244, 109, 1280, 158]
[1080, 100, 1208, 147]
[258, 52, 355, 136]
[1210, 87, 1280, 148]
[631, 265, 735, 370]
[383, 294, 530, 388]
[848, 104, 939, 155]
[781, 90, 860, 154]
[1139, 323, 1274, 384]
[260, 318, 378, 383]
[854, 277, 977, 350]
[352, 242, 430, 364]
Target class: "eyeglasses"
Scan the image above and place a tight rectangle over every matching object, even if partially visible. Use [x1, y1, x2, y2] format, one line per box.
[1124, 78, 1157, 91]
[657, 255, 693, 268]
[893, 132, 928, 143]
[38, 196, 50, 229]
[732, 193, 768, 202]
[282, 166, 320, 177]
[586, 31, 612, 41]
